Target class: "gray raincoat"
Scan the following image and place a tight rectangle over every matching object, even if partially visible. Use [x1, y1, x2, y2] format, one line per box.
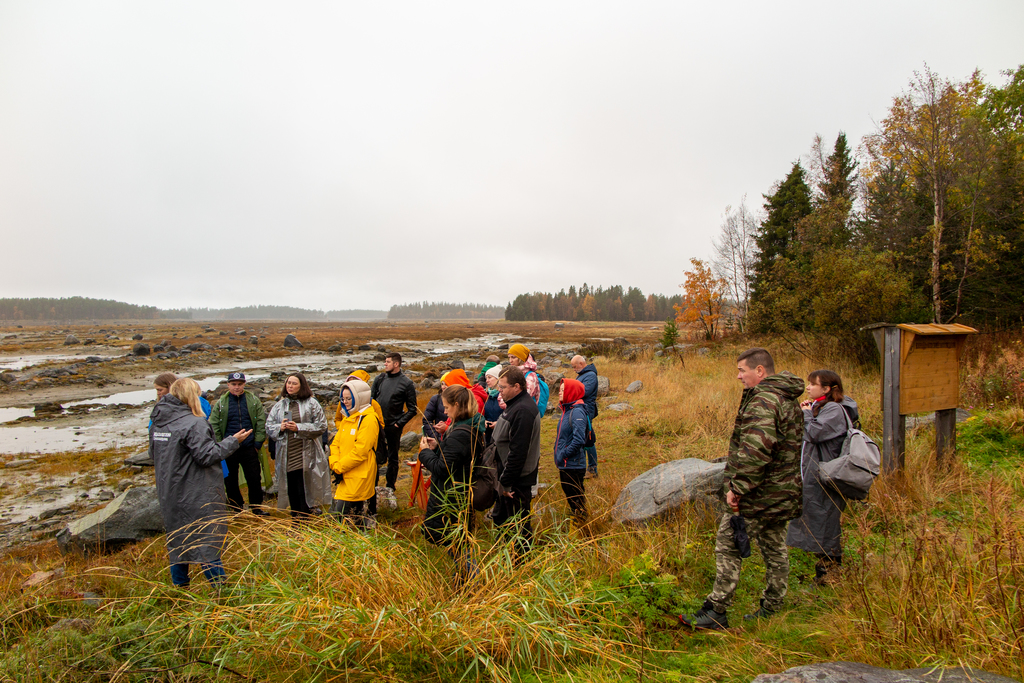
[266, 396, 332, 510]
[149, 395, 239, 565]
[786, 397, 858, 559]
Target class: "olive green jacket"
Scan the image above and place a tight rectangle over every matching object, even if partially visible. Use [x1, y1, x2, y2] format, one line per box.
[210, 390, 267, 446]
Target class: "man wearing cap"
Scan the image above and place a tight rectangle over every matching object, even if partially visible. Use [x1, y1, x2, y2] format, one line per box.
[210, 372, 268, 514]
[370, 352, 418, 509]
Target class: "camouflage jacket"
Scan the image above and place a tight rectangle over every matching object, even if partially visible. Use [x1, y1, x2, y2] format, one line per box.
[724, 372, 805, 522]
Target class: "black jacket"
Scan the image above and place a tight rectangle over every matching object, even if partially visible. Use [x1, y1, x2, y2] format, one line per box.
[371, 370, 418, 429]
[492, 390, 541, 488]
[418, 415, 483, 546]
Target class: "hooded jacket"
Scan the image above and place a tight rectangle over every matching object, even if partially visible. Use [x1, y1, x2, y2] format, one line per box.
[575, 363, 599, 419]
[149, 395, 239, 564]
[554, 379, 588, 470]
[725, 372, 805, 522]
[786, 396, 859, 557]
[329, 379, 380, 502]
[371, 369, 417, 429]
[266, 394, 332, 510]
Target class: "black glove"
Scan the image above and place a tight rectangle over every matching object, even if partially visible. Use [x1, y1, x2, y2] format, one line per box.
[730, 515, 751, 559]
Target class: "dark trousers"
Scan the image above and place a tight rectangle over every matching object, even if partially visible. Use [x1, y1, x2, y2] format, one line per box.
[331, 498, 369, 528]
[383, 424, 401, 490]
[368, 424, 402, 515]
[225, 443, 264, 510]
[492, 483, 533, 563]
[558, 469, 587, 521]
[169, 559, 225, 587]
[286, 468, 310, 517]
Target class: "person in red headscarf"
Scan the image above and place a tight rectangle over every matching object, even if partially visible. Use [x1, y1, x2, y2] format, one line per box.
[553, 378, 590, 526]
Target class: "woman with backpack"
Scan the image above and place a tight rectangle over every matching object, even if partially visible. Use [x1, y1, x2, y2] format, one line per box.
[554, 378, 590, 528]
[265, 373, 332, 518]
[786, 369, 860, 584]
[329, 379, 381, 528]
[418, 385, 485, 582]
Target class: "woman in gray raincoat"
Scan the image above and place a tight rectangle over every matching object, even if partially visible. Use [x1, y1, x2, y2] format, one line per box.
[266, 372, 332, 517]
[786, 369, 859, 584]
[150, 378, 250, 587]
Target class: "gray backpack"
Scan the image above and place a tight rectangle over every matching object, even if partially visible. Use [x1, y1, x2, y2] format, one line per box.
[818, 406, 881, 501]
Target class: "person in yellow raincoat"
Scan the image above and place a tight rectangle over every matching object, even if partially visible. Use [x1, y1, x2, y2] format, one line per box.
[329, 378, 381, 528]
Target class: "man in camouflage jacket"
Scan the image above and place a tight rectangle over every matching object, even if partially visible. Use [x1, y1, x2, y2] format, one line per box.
[682, 348, 804, 629]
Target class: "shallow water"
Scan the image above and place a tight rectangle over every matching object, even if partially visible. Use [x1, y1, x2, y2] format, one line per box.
[0, 407, 34, 423]
[0, 351, 119, 371]
[0, 409, 149, 454]
[61, 374, 264, 409]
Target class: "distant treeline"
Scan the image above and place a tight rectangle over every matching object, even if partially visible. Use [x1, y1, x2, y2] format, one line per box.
[504, 285, 683, 321]
[0, 297, 168, 321]
[387, 302, 505, 319]
[187, 306, 386, 320]
[0, 298, 388, 321]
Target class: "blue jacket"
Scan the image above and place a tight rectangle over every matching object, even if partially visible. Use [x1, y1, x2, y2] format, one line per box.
[576, 364, 598, 419]
[554, 401, 588, 470]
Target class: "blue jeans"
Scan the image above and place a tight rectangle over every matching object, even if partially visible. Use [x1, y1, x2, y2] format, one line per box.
[169, 559, 226, 586]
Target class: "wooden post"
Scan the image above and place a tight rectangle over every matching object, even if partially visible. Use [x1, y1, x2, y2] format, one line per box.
[935, 408, 957, 467]
[881, 326, 905, 472]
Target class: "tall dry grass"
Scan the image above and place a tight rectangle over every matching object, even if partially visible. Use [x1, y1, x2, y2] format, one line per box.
[68, 518, 645, 682]
[5, 340, 1024, 681]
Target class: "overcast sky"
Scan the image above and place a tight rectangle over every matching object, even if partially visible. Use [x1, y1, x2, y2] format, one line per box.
[1, 2, 1021, 312]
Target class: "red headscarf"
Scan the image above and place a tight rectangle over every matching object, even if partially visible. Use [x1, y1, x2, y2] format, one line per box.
[561, 378, 585, 405]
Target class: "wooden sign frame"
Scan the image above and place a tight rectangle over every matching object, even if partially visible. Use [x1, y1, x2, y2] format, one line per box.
[864, 323, 977, 471]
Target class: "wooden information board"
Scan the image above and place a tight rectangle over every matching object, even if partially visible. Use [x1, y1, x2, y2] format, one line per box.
[864, 322, 977, 471]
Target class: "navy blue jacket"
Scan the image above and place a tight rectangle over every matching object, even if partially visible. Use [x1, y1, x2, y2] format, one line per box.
[224, 392, 255, 448]
[554, 401, 588, 470]
[422, 393, 445, 442]
[576, 364, 598, 419]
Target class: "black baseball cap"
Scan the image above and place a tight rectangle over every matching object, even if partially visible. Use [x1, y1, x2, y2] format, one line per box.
[227, 372, 246, 382]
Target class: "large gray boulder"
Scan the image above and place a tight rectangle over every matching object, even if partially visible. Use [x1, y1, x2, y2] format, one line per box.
[283, 334, 303, 348]
[597, 376, 611, 396]
[751, 663, 1017, 683]
[124, 451, 154, 466]
[612, 458, 726, 524]
[63, 334, 80, 346]
[56, 486, 164, 555]
[400, 430, 421, 452]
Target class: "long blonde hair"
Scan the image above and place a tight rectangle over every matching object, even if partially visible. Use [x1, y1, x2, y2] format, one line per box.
[169, 378, 204, 417]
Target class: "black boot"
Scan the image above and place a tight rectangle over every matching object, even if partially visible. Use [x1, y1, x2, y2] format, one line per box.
[680, 600, 729, 630]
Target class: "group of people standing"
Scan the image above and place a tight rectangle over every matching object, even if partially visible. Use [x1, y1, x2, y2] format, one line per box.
[680, 348, 857, 629]
[147, 343, 604, 586]
[148, 343, 854, 612]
